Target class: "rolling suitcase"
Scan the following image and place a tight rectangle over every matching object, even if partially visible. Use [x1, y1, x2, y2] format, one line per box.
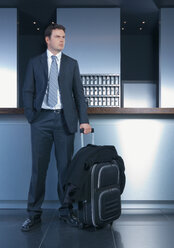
[64, 128, 126, 229]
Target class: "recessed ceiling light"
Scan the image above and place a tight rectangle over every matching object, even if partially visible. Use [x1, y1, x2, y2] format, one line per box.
[37, 27, 40, 31]
[139, 27, 143, 30]
[52, 22, 55, 24]
[33, 21, 36, 25]
[122, 27, 125, 30]
[123, 21, 127, 24]
[142, 21, 146, 24]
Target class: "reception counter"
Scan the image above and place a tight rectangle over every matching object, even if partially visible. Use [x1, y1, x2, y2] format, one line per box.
[1, 108, 174, 209]
[1, 107, 174, 115]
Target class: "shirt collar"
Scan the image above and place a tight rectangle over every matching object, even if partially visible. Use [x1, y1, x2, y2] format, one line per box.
[47, 49, 62, 61]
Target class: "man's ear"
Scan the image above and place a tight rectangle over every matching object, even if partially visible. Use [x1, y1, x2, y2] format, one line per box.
[45, 36, 49, 45]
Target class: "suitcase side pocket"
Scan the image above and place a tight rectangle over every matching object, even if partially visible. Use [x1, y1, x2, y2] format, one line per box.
[91, 162, 121, 226]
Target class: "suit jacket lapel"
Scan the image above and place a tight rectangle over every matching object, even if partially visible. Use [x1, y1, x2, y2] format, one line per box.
[58, 53, 66, 85]
[40, 52, 48, 81]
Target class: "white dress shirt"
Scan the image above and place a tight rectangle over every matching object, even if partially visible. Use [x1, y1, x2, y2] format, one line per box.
[41, 49, 62, 109]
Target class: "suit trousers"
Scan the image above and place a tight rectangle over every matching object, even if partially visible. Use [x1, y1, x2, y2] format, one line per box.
[27, 109, 75, 218]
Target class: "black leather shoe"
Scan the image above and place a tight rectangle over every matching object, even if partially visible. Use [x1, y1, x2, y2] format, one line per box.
[59, 213, 79, 227]
[21, 217, 41, 232]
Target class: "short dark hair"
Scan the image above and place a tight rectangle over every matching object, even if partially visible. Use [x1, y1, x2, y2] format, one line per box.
[44, 24, 66, 38]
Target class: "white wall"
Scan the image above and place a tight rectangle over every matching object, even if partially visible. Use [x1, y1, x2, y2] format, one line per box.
[0, 9, 17, 107]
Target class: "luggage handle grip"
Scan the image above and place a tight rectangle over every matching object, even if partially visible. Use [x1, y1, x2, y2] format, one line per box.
[80, 128, 94, 134]
[80, 128, 95, 147]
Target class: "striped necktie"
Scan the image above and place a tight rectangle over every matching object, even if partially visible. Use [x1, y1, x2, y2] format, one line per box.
[47, 55, 58, 107]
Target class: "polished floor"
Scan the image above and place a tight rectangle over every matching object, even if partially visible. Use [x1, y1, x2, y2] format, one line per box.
[1, 208, 174, 248]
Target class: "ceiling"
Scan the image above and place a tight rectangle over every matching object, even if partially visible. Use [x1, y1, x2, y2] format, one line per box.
[0, 0, 174, 35]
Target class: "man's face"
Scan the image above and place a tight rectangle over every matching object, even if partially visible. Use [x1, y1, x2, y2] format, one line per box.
[45, 29, 65, 53]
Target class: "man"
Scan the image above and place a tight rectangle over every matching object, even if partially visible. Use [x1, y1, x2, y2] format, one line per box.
[21, 24, 91, 231]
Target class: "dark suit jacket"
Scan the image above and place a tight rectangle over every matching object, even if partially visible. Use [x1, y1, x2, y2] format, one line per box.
[23, 52, 89, 133]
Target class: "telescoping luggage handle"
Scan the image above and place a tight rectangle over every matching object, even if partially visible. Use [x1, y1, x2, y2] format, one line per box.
[80, 128, 95, 147]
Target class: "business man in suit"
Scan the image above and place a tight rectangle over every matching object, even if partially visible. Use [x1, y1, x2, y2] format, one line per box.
[21, 24, 91, 231]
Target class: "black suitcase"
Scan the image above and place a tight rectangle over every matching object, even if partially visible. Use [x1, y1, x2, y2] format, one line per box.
[78, 160, 122, 229]
[64, 128, 125, 229]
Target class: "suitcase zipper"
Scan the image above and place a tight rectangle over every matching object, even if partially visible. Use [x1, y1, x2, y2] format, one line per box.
[91, 163, 98, 227]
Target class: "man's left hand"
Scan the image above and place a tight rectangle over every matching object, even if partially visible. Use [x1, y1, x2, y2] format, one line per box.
[80, 123, 92, 134]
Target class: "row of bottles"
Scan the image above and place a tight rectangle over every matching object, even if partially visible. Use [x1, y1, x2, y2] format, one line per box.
[86, 97, 119, 107]
[81, 74, 120, 107]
